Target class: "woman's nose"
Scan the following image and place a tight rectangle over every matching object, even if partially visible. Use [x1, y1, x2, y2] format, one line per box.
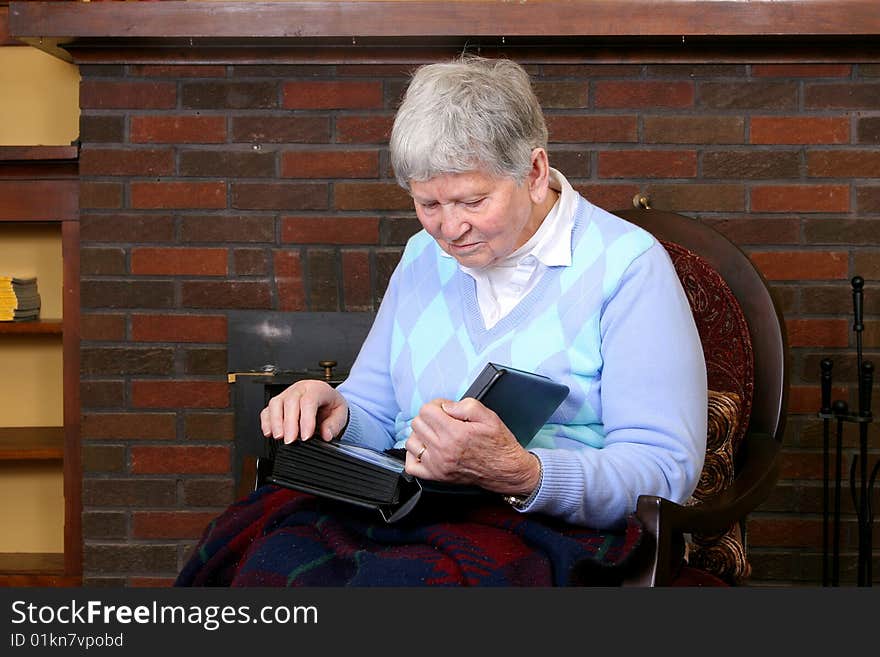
[439, 205, 469, 241]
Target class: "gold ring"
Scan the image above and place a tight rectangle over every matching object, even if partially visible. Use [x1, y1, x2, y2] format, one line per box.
[416, 445, 427, 462]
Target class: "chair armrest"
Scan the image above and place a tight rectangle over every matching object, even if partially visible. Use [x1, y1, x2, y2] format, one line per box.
[624, 432, 781, 586]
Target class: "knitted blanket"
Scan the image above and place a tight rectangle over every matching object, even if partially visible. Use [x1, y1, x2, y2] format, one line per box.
[175, 486, 643, 587]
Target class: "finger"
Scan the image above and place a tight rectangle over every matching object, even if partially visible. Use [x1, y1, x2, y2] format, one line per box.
[260, 407, 271, 438]
[417, 401, 459, 437]
[281, 395, 302, 444]
[266, 395, 288, 440]
[319, 406, 347, 441]
[409, 414, 442, 449]
[298, 396, 320, 441]
[442, 397, 495, 423]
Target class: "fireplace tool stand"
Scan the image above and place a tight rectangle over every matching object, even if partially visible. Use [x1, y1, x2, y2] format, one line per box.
[820, 276, 877, 586]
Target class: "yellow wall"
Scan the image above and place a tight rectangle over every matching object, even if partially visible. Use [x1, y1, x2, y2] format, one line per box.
[0, 47, 79, 146]
[0, 44, 79, 552]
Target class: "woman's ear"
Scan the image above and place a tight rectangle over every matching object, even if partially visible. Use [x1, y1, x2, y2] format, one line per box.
[527, 148, 552, 204]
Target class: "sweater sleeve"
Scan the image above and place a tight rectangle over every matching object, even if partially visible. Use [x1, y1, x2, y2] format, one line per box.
[522, 242, 708, 529]
[333, 263, 403, 453]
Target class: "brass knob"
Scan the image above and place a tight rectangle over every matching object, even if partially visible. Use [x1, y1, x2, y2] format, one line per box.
[633, 193, 652, 210]
[319, 360, 337, 380]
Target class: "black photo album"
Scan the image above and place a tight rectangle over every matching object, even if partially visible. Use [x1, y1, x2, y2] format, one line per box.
[265, 362, 569, 522]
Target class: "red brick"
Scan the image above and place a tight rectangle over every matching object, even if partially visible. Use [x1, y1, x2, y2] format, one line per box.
[233, 249, 269, 275]
[81, 214, 174, 243]
[184, 413, 235, 442]
[748, 517, 822, 548]
[597, 150, 696, 178]
[80, 182, 123, 209]
[130, 445, 230, 474]
[132, 512, 219, 539]
[130, 116, 227, 144]
[82, 247, 126, 276]
[546, 115, 638, 143]
[751, 117, 850, 145]
[334, 182, 412, 210]
[778, 451, 824, 480]
[857, 187, 880, 214]
[752, 64, 852, 77]
[81, 313, 127, 341]
[806, 83, 880, 109]
[540, 64, 637, 78]
[698, 81, 797, 110]
[130, 182, 227, 210]
[132, 314, 227, 343]
[533, 81, 589, 108]
[807, 151, 880, 178]
[594, 81, 693, 109]
[81, 413, 177, 440]
[231, 182, 328, 210]
[131, 380, 230, 409]
[80, 80, 176, 109]
[273, 249, 305, 312]
[80, 148, 174, 177]
[128, 65, 227, 78]
[786, 319, 850, 347]
[643, 116, 744, 144]
[572, 184, 640, 211]
[283, 81, 383, 109]
[703, 217, 800, 245]
[131, 247, 228, 276]
[644, 183, 744, 212]
[181, 81, 278, 109]
[751, 185, 850, 213]
[342, 249, 372, 312]
[180, 214, 274, 243]
[181, 281, 272, 309]
[179, 150, 275, 178]
[749, 251, 849, 281]
[128, 578, 176, 588]
[702, 150, 800, 179]
[281, 150, 379, 178]
[232, 115, 330, 143]
[335, 115, 394, 144]
[281, 216, 379, 244]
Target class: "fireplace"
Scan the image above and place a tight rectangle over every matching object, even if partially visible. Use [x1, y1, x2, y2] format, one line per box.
[226, 311, 373, 498]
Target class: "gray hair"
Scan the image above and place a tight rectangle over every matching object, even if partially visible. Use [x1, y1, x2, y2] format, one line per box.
[390, 56, 548, 191]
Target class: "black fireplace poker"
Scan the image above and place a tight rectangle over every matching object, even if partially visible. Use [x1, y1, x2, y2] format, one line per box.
[819, 276, 876, 586]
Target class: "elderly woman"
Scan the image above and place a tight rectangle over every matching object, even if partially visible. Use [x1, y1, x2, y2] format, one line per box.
[260, 56, 707, 530]
[178, 56, 707, 587]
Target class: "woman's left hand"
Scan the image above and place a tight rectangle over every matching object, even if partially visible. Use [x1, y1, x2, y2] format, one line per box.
[404, 398, 541, 497]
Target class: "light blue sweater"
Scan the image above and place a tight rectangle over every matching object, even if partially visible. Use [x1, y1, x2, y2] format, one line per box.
[338, 193, 707, 529]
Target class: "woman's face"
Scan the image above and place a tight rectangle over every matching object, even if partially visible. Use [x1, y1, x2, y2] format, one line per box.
[409, 149, 554, 270]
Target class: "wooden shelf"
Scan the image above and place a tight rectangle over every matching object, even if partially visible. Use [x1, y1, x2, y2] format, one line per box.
[0, 319, 63, 335]
[0, 426, 64, 461]
[0, 552, 80, 586]
[9, 1, 880, 65]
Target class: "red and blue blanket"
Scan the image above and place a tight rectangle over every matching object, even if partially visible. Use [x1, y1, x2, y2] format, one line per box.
[175, 485, 643, 587]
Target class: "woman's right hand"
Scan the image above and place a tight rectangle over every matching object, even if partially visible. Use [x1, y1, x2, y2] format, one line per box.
[260, 379, 349, 444]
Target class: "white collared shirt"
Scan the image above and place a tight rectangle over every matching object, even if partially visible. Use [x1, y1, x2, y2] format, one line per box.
[440, 168, 577, 329]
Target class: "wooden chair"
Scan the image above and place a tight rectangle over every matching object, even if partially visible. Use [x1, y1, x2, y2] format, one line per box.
[614, 204, 789, 586]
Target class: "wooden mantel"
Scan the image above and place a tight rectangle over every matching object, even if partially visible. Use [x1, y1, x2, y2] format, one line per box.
[8, 1, 880, 64]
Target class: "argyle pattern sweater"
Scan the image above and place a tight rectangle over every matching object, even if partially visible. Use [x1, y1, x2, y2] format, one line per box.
[337, 193, 707, 529]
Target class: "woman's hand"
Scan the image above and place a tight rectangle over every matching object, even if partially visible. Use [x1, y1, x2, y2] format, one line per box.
[260, 379, 349, 444]
[404, 398, 541, 497]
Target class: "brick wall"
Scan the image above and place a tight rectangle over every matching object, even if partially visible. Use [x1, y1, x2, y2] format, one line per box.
[78, 61, 880, 587]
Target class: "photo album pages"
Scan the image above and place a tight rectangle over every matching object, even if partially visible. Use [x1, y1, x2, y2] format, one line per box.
[265, 362, 570, 522]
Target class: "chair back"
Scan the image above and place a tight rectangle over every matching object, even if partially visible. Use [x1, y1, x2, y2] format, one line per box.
[616, 207, 788, 584]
